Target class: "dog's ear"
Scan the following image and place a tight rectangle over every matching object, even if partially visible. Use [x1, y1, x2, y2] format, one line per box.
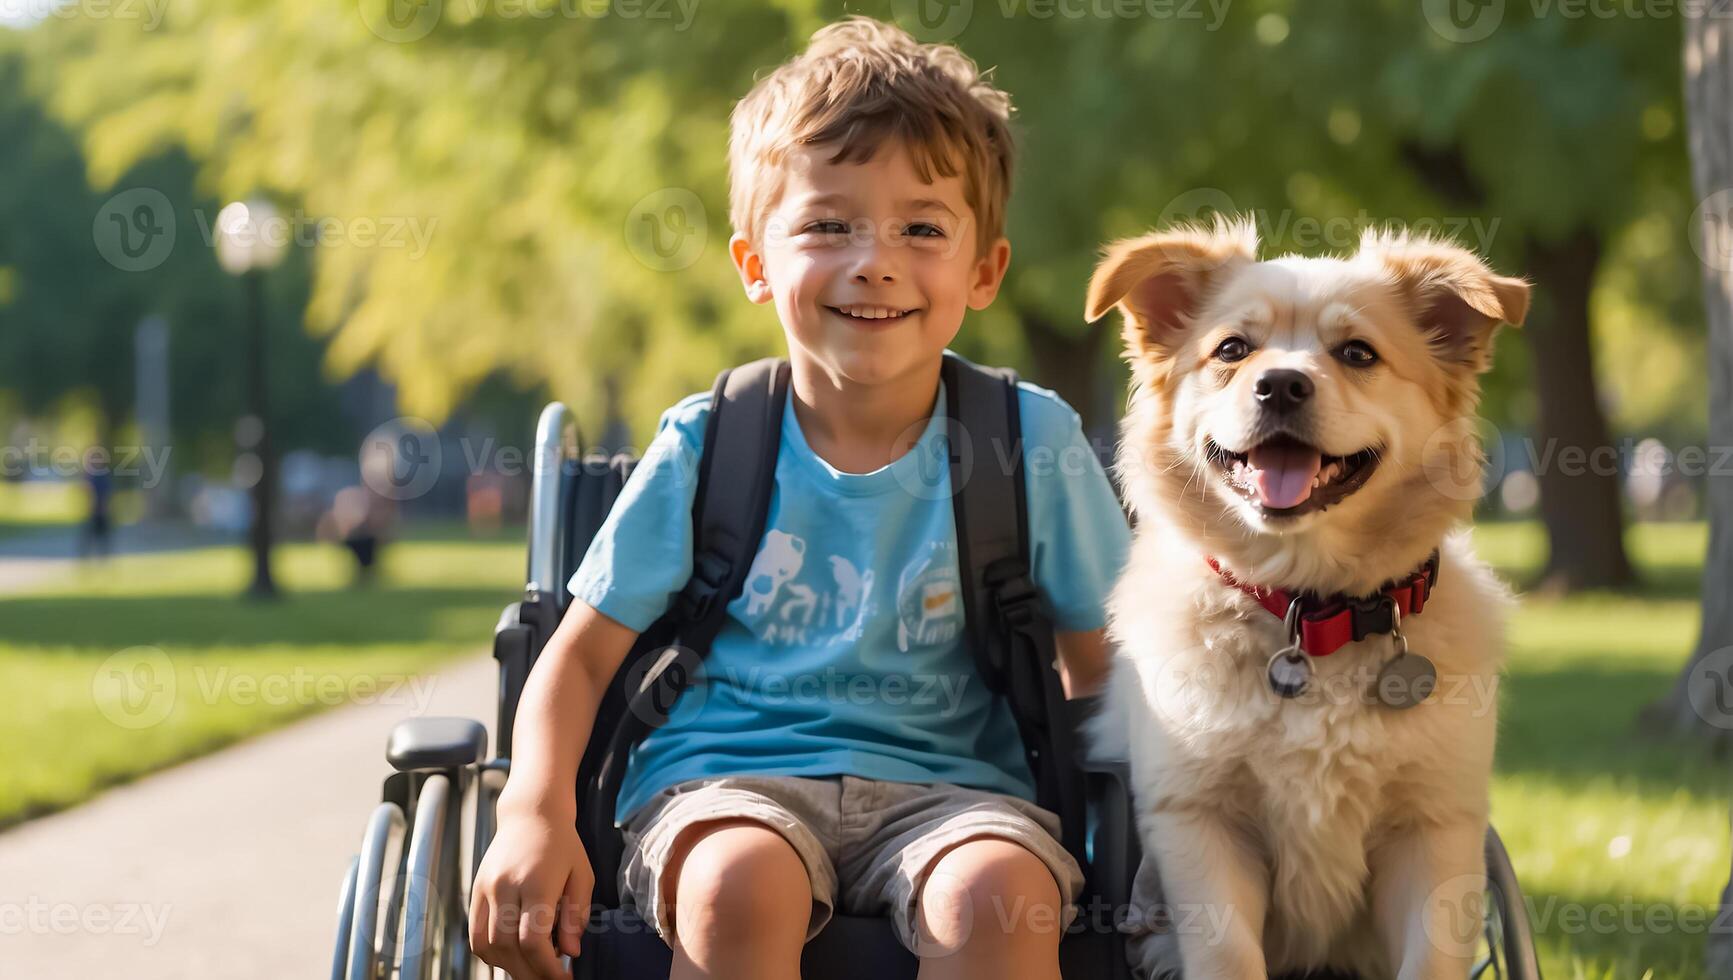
[1359, 231, 1529, 374]
[1085, 218, 1258, 359]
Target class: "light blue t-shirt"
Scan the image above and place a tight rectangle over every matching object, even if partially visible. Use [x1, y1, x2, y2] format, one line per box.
[569, 356, 1133, 824]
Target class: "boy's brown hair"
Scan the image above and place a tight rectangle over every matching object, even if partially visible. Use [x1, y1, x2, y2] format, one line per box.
[728, 16, 1016, 255]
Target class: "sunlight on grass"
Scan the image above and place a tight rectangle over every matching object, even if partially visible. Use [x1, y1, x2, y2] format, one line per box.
[1472, 521, 1726, 980]
[0, 528, 524, 827]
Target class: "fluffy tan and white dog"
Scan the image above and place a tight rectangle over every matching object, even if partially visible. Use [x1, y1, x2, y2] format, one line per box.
[1085, 219, 1529, 980]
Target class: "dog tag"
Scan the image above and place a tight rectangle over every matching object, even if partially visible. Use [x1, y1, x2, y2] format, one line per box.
[1374, 652, 1437, 709]
[1267, 649, 1311, 699]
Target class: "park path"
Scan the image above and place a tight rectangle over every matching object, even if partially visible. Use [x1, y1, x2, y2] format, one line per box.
[0, 652, 499, 978]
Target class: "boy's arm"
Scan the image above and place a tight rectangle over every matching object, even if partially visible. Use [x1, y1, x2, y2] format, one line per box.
[496, 598, 640, 820]
[1055, 627, 1112, 699]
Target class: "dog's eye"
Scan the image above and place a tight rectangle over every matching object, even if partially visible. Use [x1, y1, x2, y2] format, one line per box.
[1336, 340, 1379, 366]
[1213, 337, 1253, 363]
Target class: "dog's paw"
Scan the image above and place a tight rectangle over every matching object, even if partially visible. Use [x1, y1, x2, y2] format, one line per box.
[1126, 927, 1184, 980]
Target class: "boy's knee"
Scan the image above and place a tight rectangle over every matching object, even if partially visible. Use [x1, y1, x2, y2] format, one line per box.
[665, 819, 813, 952]
[916, 836, 1065, 955]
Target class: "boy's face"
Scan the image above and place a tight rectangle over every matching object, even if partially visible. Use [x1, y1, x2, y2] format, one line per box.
[729, 140, 1011, 388]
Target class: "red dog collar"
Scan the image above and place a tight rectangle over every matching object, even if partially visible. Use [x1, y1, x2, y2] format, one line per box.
[1205, 552, 1440, 657]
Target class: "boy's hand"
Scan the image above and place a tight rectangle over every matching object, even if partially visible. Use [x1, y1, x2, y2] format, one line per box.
[469, 802, 592, 980]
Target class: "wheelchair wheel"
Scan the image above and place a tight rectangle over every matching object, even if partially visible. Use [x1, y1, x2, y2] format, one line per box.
[399, 774, 454, 980]
[1478, 827, 1542, 980]
[337, 801, 407, 980]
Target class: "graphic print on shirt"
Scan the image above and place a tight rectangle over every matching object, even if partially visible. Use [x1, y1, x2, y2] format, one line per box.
[744, 529, 878, 646]
[743, 529, 805, 617]
[895, 540, 963, 652]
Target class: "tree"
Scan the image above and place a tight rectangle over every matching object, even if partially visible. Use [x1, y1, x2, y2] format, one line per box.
[17, 4, 1698, 603]
[1644, 13, 1733, 968]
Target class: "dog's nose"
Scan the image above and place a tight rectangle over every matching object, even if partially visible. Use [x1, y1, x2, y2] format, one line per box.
[1254, 369, 1314, 414]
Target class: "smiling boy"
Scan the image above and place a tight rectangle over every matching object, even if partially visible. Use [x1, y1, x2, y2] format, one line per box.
[469, 18, 1131, 980]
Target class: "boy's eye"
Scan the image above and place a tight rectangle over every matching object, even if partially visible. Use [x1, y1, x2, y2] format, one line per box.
[804, 219, 850, 236]
[904, 222, 945, 239]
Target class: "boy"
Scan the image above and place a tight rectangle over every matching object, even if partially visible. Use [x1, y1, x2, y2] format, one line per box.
[469, 17, 1132, 980]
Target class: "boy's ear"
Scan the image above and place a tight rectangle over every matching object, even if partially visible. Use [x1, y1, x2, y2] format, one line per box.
[730, 233, 773, 305]
[1355, 230, 1529, 374]
[966, 236, 1012, 311]
[1085, 218, 1258, 360]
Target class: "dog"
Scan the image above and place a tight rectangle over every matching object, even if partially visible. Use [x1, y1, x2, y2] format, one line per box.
[1084, 219, 1529, 979]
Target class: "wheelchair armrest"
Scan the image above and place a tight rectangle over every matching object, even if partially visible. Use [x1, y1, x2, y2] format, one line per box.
[1079, 751, 1141, 912]
[387, 717, 488, 772]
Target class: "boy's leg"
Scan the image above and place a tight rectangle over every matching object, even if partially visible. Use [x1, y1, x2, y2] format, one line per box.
[837, 777, 1081, 980]
[662, 818, 811, 980]
[911, 835, 1065, 980]
[617, 777, 842, 980]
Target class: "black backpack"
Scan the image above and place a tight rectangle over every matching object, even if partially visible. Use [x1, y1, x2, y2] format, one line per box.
[560, 350, 1088, 908]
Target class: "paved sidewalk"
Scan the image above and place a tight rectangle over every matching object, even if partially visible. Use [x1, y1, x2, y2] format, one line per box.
[0, 653, 498, 979]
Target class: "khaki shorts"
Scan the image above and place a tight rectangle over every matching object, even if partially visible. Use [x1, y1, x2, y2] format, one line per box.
[617, 774, 1084, 955]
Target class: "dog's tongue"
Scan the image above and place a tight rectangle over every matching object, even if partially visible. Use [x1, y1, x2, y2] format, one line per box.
[1247, 442, 1322, 509]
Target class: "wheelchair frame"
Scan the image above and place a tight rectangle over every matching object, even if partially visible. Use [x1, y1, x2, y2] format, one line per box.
[328, 401, 1544, 980]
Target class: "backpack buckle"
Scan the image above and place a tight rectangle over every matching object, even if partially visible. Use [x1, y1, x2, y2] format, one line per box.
[675, 551, 732, 622]
[984, 558, 1039, 630]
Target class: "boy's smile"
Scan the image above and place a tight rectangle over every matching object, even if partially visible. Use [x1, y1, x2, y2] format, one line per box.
[730, 140, 1010, 391]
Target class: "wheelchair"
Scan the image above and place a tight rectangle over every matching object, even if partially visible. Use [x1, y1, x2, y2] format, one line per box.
[328, 400, 1545, 980]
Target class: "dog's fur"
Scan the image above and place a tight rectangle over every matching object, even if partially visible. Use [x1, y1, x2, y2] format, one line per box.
[1085, 219, 1530, 979]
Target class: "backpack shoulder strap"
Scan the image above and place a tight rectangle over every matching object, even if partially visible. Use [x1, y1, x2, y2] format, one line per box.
[671, 356, 790, 643]
[942, 351, 1035, 687]
[942, 351, 1089, 870]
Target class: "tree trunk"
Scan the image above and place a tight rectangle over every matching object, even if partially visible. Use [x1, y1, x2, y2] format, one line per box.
[1523, 228, 1637, 593]
[1018, 310, 1109, 439]
[1401, 141, 1633, 593]
[1671, 12, 1733, 974]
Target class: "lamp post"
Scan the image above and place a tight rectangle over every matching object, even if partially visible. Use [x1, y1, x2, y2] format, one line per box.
[214, 199, 288, 598]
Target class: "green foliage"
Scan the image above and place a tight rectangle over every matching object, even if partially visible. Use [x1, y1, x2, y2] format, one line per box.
[6, 1, 1707, 443]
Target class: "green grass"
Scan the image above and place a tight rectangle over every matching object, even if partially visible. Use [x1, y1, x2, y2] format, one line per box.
[1472, 521, 1728, 980]
[0, 524, 524, 828]
[1, 516, 1724, 976]
[0, 479, 140, 539]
